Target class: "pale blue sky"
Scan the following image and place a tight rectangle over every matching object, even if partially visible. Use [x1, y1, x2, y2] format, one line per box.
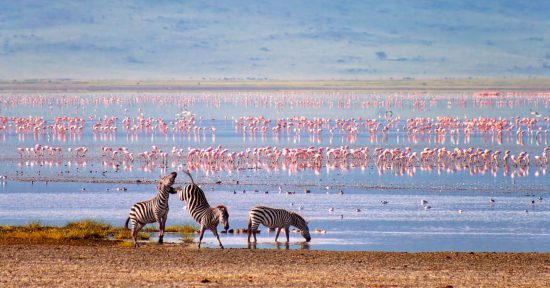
[0, 1, 549, 79]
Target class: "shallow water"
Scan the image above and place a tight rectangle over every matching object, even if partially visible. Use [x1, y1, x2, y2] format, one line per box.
[0, 90, 549, 252]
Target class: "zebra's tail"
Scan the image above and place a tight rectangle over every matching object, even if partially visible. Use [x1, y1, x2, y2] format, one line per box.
[124, 217, 131, 230]
[183, 169, 195, 185]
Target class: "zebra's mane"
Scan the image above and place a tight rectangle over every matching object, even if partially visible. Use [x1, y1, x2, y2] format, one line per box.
[291, 212, 307, 225]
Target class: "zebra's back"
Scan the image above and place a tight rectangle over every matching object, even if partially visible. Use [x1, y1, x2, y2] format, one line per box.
[178, 184, 212, 224]
[248, 205, 292, 228]
[130, 197, 168, 224]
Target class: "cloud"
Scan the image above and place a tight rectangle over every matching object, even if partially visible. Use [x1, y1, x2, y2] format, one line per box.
[336, 56, 361, 64]
[375, 51, 387, 60]
[527, 37, 544, 42]
[341, 68, 377, 74]
[0, 1, 549, 78]
[126, 56, 146, 64]
[389, 55, 427, 62]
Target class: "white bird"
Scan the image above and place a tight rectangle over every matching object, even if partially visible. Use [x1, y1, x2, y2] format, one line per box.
[424, 205, 431, 210]
[355, 208, 362, 212]
[421, 200, 428, 205]
[328, 207, 334, 212]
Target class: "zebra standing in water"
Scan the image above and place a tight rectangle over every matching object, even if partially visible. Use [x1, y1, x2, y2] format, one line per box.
[124, 172, 178, 247]
[176, 170, 229, 249]
[248, 206, 311, 243]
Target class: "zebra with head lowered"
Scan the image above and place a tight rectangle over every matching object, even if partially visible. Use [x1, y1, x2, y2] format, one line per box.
[176, 170, 229, 249]
[124, 172, 178, 247]
[247, 205, 311, 243]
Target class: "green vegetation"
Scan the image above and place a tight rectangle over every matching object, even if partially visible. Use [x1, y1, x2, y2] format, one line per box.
[0, 220, 197, 244]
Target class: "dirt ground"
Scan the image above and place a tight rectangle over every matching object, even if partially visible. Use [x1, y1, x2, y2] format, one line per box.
[0, 241, 549, 287]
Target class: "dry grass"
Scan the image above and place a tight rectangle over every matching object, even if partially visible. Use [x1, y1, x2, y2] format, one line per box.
[142, 224, 198, 234]
[112, 229, 150, 241]
[0, 220, 197, 245]
[0, 220, 114, 241]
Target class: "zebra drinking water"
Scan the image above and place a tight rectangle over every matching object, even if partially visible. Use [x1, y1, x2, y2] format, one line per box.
[124, 172, 177, 247]
[176, 170, 229, 249]
[247, 205, 311, 243]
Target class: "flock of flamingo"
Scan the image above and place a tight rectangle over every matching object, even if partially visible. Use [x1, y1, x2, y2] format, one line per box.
[1, 91, 549, 179]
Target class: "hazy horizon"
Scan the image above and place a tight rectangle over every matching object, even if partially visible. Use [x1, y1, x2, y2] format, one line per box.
[1, 1, 549, 80]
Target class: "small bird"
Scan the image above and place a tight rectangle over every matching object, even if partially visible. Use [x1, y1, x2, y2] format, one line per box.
[458, 209, 463, 214]
[424, 205, 431, 210]
[328, 207, 334, 212]
[490, 198, 496, 204]
[355, 208, 362, 212]
[421, 200, 428, 205]
[381, 201, 388, 205]
[339, 190, 344, 195]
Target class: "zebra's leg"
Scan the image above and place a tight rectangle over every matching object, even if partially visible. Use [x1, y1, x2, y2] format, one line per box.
[247, 220, 252, 243]
[158, 216, 166, 244]
[198, 225, 205, 249]
[250, 225, 259, 243]
[212, 227, 224, 249]
[285, 226, 290, 243]
[275, 227, 282, 242]
[132, 222, 145, 248]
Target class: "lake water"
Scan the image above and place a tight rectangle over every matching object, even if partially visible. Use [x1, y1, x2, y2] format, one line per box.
[0, 90, 549, 252]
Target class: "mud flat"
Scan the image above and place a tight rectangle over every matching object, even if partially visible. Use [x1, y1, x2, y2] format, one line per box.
[0, 241, 548, 287]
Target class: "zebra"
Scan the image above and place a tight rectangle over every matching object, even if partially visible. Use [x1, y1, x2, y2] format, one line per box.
[176, 170, 229, 249]
[247, 205, 311, 243]
[124, 172, 178, 247]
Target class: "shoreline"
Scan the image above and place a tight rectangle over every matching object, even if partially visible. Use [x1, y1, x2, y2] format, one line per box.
[1, 78, 550, 92]
[1, 241, 548, 287]
[6, 175, 548, 193]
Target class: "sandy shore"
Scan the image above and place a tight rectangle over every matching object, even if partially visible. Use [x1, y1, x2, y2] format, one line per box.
[1, 241, 549, 287]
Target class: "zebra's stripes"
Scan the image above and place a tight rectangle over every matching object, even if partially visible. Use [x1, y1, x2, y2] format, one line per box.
[176, 170, 229, 249]
[247, 205, 311, 243]
[124, 172, 177, 247]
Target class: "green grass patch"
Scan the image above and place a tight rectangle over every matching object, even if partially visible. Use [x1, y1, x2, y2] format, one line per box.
[0, 220, 196, 244]
[0, 220, 145, 242]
